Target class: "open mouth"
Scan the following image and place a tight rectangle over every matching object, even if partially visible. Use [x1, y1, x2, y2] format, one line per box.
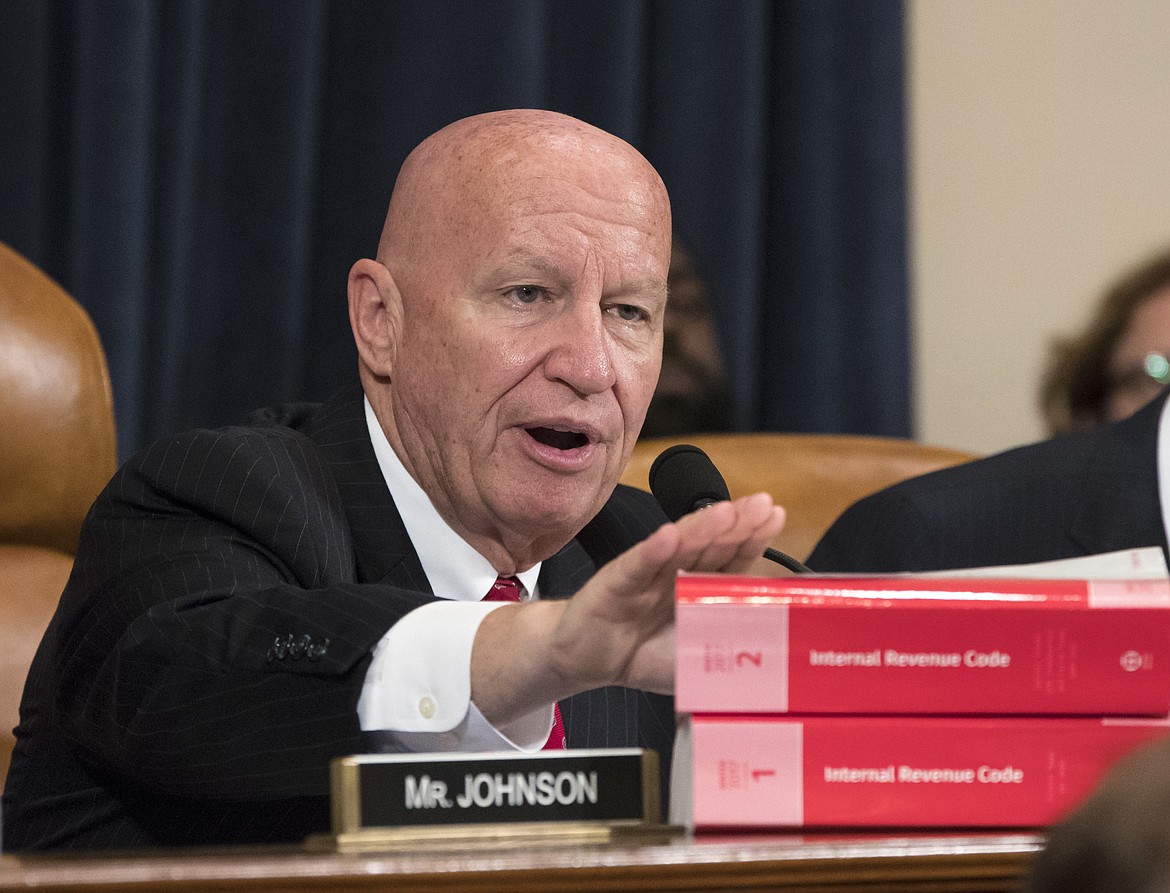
[526, 426, 590, 450]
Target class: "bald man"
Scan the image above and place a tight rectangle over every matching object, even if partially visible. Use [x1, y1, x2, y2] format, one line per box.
[2, 111, 782, 850]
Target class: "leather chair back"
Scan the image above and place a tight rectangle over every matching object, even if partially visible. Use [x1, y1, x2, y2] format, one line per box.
[621, 432, 978, 565]
[0, 242, 117, 782]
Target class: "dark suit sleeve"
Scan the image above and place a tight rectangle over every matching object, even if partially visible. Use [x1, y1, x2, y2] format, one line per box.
[52, 426, 429, 800]
[807, 427, 1132, 574]
[807, 487, 941, 573]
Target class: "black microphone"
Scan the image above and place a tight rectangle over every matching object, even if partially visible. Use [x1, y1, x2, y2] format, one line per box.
[648, 444, 811, 574]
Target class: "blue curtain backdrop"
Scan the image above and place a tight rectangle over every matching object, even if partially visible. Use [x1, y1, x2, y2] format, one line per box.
[0, 0, 909, 460]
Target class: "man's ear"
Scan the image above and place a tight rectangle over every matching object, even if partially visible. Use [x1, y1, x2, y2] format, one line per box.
[348, 258, 402, 378]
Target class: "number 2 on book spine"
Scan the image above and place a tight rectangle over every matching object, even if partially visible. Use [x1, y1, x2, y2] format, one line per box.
[736, 650, 763, 668]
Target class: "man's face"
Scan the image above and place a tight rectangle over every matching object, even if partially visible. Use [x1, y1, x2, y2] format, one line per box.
[384, 144, 670, 564]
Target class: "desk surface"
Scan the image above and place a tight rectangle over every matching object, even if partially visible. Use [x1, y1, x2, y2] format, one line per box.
[0, 831, 1041, 892]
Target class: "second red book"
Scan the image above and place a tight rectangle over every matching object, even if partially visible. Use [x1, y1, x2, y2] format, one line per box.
[676, 573, 1170, 716]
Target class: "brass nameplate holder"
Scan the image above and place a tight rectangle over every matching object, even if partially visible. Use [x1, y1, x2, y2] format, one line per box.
[312, 748, 679, 852]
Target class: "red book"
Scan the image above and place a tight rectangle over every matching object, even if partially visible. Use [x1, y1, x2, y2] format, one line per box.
[675, 573, 1170, 716]
[676, 714, 1170, 829]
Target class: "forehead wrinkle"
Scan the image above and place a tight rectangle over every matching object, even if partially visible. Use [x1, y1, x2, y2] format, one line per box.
[491, 229, 668, 290]
[479, 250, 565, 291]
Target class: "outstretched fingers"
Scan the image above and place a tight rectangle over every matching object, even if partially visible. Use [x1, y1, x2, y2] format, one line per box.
[550, 493, 786, 694]
[670, 492, 786, 575]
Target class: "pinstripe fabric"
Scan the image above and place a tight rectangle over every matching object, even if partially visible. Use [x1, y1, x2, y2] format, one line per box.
[809, 390, 1169, 574]
[1, 387, 672, 850]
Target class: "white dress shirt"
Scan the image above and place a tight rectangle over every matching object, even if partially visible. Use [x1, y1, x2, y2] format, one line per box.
[356, 397, 555, 752]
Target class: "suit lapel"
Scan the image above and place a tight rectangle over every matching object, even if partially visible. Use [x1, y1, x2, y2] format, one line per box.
[308, 388, 431, 592]
[1069, 391, 1168, 559]
[537, 538, 593, 599]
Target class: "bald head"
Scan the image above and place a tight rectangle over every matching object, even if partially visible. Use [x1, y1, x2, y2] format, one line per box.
[349, 110, 672, 569]
[377, 110, 670, 279]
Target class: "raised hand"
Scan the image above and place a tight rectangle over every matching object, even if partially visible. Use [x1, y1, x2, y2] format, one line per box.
[470, 493, 785, 723]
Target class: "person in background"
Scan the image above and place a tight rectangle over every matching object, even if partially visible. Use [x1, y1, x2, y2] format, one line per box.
[807, 386, 1169, 574]
[2, 109, 783, 850]
[1041, 246, 1170, 434]
[1023, 733, 1170, 893]
[639, 238, 733, 438]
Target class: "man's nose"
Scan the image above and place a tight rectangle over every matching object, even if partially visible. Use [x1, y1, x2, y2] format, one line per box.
[544, 302, 616, 396]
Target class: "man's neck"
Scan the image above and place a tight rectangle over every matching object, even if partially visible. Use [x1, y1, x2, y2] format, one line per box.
[362, 395, 543, 599]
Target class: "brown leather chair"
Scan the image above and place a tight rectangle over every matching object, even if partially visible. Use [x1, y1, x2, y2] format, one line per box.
[621, 432, 978, 568]
[0, 242, 117, 782]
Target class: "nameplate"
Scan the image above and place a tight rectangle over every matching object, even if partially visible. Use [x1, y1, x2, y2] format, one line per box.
[319, 749, 670, 851]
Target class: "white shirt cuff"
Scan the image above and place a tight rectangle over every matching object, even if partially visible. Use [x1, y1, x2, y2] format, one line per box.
[357, 600, 555, 752]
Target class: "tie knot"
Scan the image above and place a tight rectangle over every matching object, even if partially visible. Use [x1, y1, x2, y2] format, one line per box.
[485, 576, 522, 602]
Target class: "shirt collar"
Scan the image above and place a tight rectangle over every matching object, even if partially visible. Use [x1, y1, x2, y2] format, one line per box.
[363, 396, 541, 601]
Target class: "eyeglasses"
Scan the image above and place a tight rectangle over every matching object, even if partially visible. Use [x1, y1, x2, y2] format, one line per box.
[1111, 351, 1170, 397]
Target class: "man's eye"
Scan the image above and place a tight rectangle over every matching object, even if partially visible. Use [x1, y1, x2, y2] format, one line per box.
[509, 285, 543, 304]
[612, 304, 645, 322]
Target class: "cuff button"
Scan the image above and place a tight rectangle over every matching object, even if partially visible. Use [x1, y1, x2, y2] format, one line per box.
[418, 696, 436, 719]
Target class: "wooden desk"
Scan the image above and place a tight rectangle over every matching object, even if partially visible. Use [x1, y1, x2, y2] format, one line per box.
[0, 831, 1040, 892]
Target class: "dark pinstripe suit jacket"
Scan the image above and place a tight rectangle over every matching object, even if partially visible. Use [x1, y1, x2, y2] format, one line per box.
[808, 390, 1169, 573]
[2, 388, 673, 850]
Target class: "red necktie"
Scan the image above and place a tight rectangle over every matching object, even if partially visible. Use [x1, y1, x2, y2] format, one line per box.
[484, 576, 567, 750]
